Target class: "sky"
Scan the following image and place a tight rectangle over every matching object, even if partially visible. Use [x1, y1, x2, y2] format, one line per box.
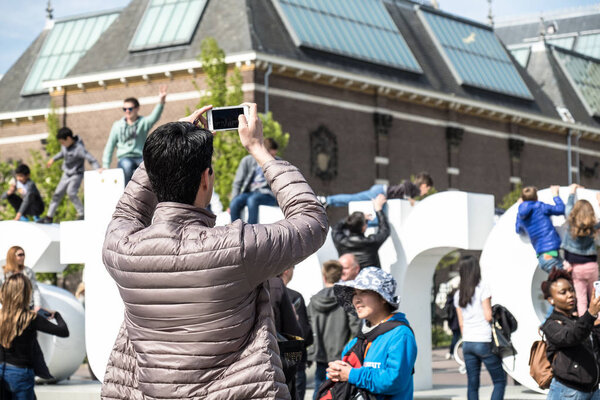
[0, 0, 599, 76]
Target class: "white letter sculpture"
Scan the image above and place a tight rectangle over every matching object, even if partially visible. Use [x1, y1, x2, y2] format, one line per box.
[0, 222, 85, 381]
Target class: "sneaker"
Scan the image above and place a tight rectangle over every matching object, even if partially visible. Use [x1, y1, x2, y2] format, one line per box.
[37, 216, 53, 224]
[445, 353, 452, 360]
[317, 195, 328, 208]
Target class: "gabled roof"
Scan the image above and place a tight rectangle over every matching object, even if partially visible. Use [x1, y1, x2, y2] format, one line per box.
[496, 7, 600, 60]
[69, 0, 252, 76]
[0, 0, 567, 126]
[524, 43, 600, 128]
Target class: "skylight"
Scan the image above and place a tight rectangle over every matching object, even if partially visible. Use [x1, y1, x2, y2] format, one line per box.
[129, 0, 207, 51]
[22, 11, 119, 95]
[272, 0, 422, 73]
[553, 47, 600, 117]
[419, 9, 533, 100]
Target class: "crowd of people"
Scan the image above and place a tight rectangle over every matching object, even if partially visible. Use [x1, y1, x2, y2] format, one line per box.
[4, 89, 600, 400]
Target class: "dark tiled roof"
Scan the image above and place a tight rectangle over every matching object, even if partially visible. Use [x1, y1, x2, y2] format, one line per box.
[0, 30, 51, 113]
[69, 0, 253, 75]
[496, 12, 600, 47]
[0, 0, 567, 122]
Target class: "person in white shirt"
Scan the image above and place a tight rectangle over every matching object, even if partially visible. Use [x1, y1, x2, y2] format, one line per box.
[454, 255, 506, 400]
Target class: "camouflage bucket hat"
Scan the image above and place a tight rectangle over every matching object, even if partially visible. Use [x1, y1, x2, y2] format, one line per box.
[333, 267, 399, 317]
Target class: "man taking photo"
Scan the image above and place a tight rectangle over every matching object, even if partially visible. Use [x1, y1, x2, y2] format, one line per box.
[101, 103, 328, 400]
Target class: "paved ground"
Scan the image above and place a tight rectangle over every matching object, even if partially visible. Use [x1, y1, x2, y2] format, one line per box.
[34, 348, 547, 400]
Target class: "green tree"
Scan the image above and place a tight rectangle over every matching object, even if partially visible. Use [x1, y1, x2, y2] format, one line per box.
[499, 183, 522, 210]
[194, 37, 290, 208]
[0, 104, 83, 284]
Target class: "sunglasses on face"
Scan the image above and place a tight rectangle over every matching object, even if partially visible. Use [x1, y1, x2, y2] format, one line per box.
[16, 253, 24, 257]
[122, 107, 136, 112]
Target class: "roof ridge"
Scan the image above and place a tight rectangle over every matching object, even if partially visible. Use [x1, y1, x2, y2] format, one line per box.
[495, 4, 600, 28]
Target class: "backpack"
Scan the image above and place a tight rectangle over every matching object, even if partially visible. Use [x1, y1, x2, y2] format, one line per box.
[316, 320, 413, 400]
[529, 331, 553, 389]
[490, 304, 518, 359]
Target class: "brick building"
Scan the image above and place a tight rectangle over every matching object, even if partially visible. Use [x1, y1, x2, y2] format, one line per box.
[1, 0, 599, 210]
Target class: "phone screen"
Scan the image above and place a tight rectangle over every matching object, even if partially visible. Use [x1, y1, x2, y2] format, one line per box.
[211, 107, 245, 131]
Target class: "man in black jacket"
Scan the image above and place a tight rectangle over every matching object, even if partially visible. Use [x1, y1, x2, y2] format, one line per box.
[331, 194, 389, 268]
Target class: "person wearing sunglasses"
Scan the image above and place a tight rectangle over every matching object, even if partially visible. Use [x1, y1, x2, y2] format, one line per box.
[1, 246, 41, 311]
[102, 85, 168, 184]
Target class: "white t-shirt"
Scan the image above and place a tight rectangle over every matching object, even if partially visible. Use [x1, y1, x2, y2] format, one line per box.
[454, 283, 492, 342]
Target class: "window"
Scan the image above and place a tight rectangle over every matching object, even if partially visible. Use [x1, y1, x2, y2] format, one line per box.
[510, 47, 531, 68]
[272, 0, 422, 73]
[129, 0, 207, 51]
[22, 11, 119, 95]
[574, 33, 600, 60]
[419, 9, 533, 99]
[553, 47, 600, 117]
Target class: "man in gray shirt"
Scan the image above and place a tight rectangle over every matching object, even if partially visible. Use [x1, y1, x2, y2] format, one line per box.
[229, 138, 279, 223]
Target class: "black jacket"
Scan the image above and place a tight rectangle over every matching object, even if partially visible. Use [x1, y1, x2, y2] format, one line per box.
[542, 310, 600, 393]
[332, 210, 390, 268]
[267, 277, 302, 338]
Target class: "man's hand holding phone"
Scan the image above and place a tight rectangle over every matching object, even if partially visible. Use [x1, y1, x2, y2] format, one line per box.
[237, 103, 274, 167]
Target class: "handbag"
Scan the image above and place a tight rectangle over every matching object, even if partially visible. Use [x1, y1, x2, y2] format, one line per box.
[277, 333, 304, 400]
[529, 331, 553, 389]
[490, 305, 517, 359]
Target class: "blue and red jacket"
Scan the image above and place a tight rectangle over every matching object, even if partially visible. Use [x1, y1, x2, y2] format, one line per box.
[515, 197, 564, 254]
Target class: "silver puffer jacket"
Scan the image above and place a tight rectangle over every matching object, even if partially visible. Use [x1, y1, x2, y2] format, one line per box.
[100, 160, 328, 400]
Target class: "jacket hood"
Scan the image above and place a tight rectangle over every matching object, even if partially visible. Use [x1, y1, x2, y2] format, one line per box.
[518, 201, 536, 219]
[310, 287, 340, 313]
[390, 312, 409, 325]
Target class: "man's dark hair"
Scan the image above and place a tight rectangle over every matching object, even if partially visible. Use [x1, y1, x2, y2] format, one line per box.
[414, 172, 433, 188]
[143, 122, 213, 204]
[56, 127, 74, 140]
[123, 97, 140, 108]
[264, 138, 278, 151]
[345, 211, 366, 234]
[15, 164, 30, 176]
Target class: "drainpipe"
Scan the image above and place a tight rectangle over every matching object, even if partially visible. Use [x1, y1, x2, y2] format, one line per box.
[264, 63, 272, 114]
[575, 132, 581, 184]
[567, 129, 572, 185]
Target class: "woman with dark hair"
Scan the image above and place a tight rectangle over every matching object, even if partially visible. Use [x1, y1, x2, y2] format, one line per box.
[541, 268, 600, 399]
[0, 273, 69, 399]
[454, 255, 506, 400]
[1, 246, 41, 310]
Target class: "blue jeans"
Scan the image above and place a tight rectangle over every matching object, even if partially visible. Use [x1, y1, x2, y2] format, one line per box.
[327, 185, 387, 227]
[313, 362, 327, 400]
[547, 378, 600, 400]
[326, 185, 385, 208]
[0, 363, 35, 400]
[230, 192, 277, 224]
[462, 341, 506, 400]
[118, 156, 143, 185]
[537, 253, 563, 273]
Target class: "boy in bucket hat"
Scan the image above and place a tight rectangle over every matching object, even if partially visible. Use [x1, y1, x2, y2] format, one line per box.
[319, 267, 417, 400]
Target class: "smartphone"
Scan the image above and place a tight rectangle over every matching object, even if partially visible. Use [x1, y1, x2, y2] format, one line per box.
[207, 105, 249, 132]
[594, 281, 600, 298]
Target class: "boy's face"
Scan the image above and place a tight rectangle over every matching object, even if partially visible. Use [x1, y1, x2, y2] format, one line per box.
[419, 183, 431, 196]
[59, 137, 74, 147]
[15, 173, 28, 183]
